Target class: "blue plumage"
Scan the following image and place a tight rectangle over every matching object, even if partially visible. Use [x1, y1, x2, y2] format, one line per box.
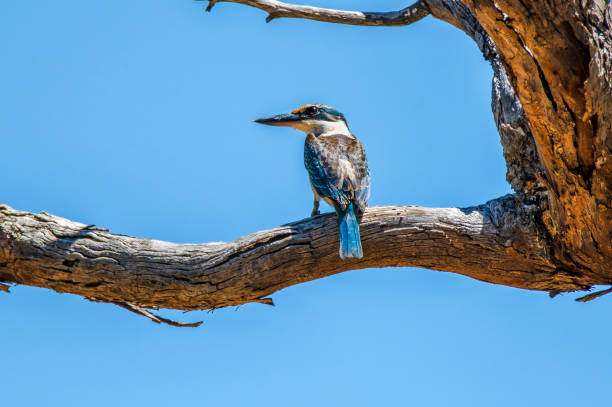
[337, 202, 363, 259]
[255, 103, 371, 260]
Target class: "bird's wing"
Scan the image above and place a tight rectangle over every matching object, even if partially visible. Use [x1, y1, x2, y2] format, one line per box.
[345, 137, 370, 214]
[304, 134, 369, 211]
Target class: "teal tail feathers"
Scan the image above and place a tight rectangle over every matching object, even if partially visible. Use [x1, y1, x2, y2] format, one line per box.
[337, 202, 363, 260]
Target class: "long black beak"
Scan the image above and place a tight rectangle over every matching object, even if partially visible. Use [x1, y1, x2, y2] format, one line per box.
[254, 113, 302, 126]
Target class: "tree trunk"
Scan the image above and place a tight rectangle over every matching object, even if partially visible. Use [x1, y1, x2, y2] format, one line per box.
[1, 0, 610, 323]
[465, 0, 611, 279]
[424, 0, 612, 284]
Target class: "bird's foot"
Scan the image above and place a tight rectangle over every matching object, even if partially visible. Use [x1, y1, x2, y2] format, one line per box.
[310, 209, 320, 217]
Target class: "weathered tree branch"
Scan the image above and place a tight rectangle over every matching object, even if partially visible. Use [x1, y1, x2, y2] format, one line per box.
[201, 0, 430, 26]
[575, 287, 612, 303]
[0, 197, 599, 313]
[2, 0, 610, 323]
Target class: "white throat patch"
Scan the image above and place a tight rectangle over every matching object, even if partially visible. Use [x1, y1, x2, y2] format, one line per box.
[293, 119, 351, 137]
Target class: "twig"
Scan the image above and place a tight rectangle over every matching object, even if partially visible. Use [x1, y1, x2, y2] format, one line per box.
[252, 297, 275, 306]
[200, 0, 430, 27]
[575, 287, 612, 302]
[0, 283, 10, 293]
[113, 301, 203, 327]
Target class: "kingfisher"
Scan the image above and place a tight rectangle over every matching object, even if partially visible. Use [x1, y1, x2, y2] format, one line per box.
[255, 104, 370, 260]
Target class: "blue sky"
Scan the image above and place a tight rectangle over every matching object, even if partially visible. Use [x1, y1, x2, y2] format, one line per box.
[1, 1, 610, 406]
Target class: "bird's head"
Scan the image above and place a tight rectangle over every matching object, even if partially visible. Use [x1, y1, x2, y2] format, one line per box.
[254, 104, 349, 136]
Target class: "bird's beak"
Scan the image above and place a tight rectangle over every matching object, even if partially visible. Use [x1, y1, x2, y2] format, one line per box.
[254, 113, 302, 127]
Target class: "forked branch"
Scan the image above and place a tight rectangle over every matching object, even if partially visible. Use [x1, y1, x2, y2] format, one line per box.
[201, 0, 430, 26]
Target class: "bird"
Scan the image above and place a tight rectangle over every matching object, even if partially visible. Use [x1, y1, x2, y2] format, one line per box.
[255, 104, 370, 260]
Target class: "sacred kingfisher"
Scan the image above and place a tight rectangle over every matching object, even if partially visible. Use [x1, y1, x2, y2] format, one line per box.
[255, 104, 371, 260]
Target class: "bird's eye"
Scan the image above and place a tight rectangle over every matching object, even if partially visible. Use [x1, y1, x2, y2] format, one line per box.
[307, 107, 319, 115]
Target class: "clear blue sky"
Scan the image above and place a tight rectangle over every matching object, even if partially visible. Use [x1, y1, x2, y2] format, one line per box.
[2, 1, 610, 406]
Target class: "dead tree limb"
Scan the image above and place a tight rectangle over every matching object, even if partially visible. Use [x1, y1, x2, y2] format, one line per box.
[201, 0, 431, 26]
[0, 196, 600, 312]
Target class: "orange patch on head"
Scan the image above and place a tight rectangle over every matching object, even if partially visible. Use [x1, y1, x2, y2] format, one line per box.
[292, 104, 316, 115]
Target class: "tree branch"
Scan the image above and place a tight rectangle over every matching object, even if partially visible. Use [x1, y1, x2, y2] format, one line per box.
[201, 0, 430, 26]
[0, 197, 600, 314]
[110, 301, 203, 327]
[575, 287, 612, 303]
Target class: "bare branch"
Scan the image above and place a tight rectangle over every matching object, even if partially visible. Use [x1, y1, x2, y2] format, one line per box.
[575, 287, 612, 303]
[0, 197, 602, 314]
[201, 0, 430, 27]
[111, 301, 203, 328]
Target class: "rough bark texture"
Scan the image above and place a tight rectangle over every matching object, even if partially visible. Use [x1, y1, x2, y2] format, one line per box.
[1, 0, 611, 316]
[0, 197, 591, 311]
[459, 0, 612, 282]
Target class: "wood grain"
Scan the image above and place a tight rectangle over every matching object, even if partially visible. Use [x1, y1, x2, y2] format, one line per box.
[0, 196, 594, 311]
